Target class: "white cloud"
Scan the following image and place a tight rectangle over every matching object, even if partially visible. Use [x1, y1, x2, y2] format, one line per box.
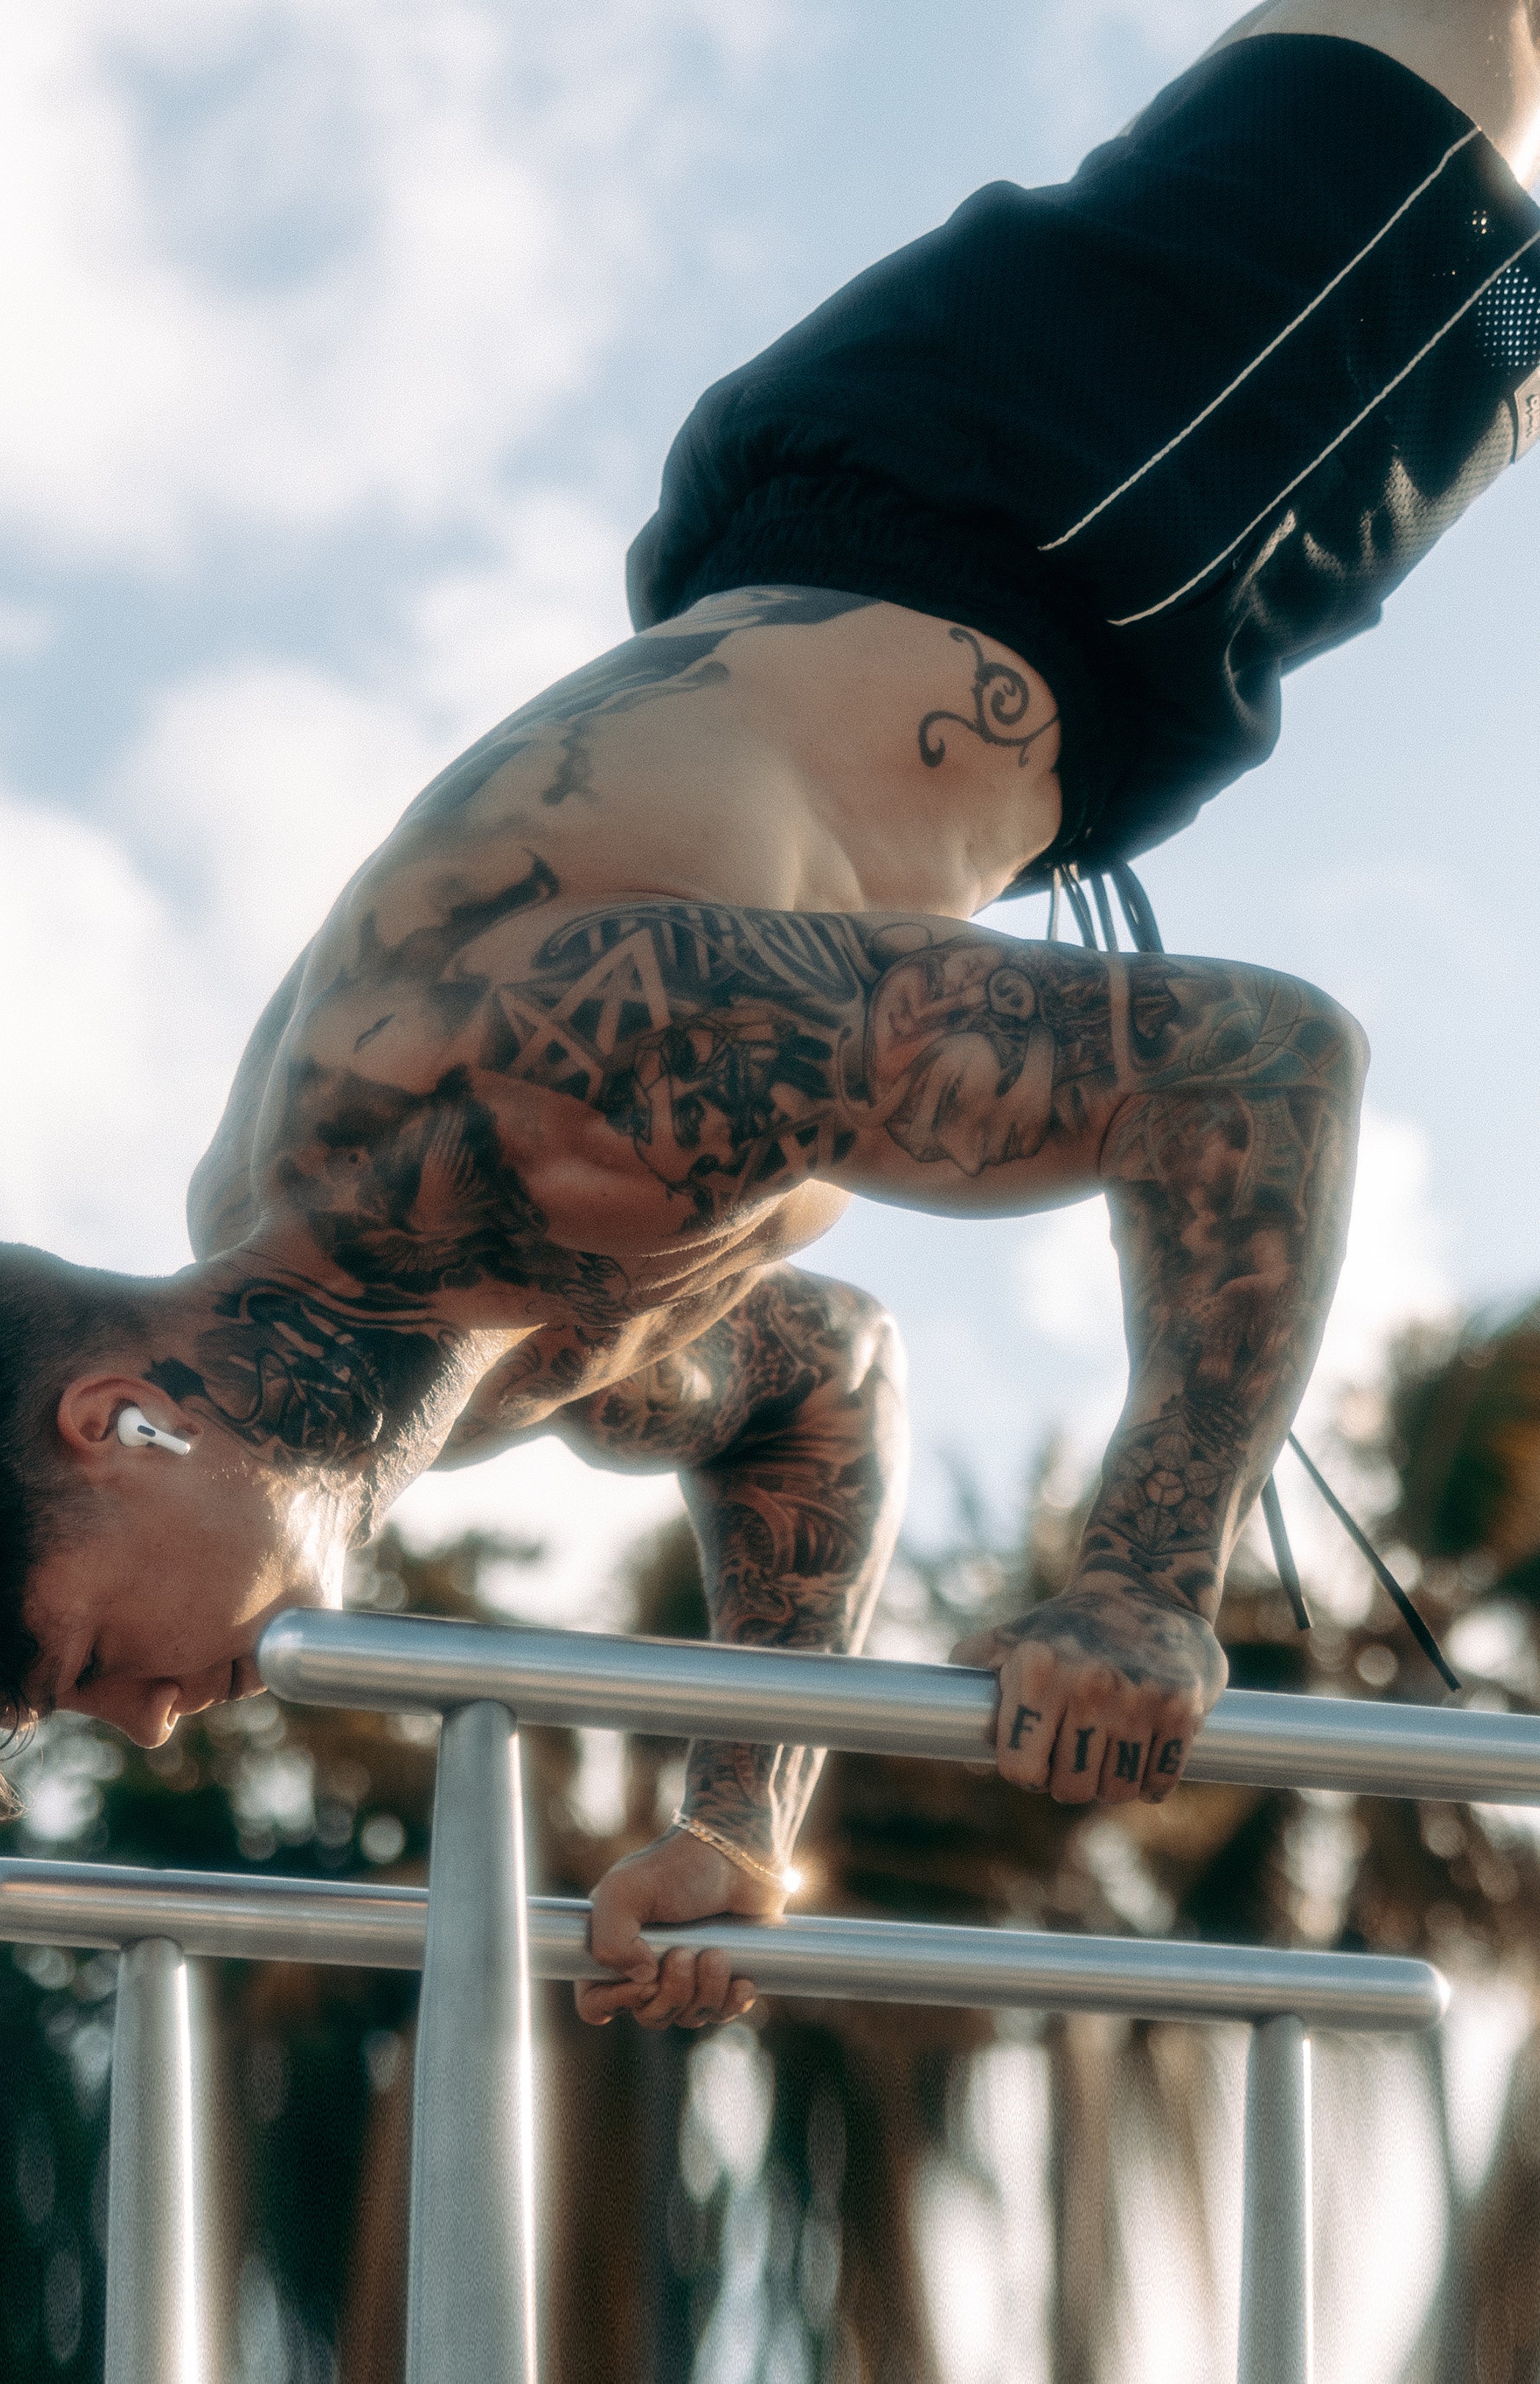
[0, 601, 54, 656]
[389, 1437, 683, 1629]
[1014, 1195, 1124, 1383]
[1310, 1108, 1454, 1409]
[0, 469, 636, 1276]
[0, 0, 799, 560]
[0, 787, 212, 1270]
[406, 488, 634, 748]
[119, 660, 442, 1006]
[0, 661, 450, 1278]
[1019, 0, 1244, 164]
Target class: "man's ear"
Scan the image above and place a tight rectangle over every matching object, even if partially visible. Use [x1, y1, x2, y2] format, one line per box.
[55, 1376, 201, 1466]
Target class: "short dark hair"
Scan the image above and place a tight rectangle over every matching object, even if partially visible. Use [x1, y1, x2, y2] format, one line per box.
[0, 1244, 150, 1736]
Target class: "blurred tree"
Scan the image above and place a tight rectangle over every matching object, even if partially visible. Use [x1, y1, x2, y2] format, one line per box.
[1383, 1302, 1540, 1607]
[1368, 1302, 1540, 2384]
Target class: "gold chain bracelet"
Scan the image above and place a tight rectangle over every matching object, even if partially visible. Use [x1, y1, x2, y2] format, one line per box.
[669, 1808, 799, 1895]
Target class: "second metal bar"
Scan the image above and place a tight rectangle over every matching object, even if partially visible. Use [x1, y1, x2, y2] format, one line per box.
[106, 1937, 200, 2384]
[406, 1701, 537, 2384]
[1238, 2016, 1313, 2384]
[0, 1859, 1448, 2032]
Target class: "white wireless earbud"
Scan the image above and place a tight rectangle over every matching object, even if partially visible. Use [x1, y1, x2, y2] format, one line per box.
[116, 1404, 193, 1457]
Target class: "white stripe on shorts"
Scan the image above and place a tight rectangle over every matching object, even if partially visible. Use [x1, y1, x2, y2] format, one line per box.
[1038, 128, 1481, 555]
[1104, 224, 1540, 628]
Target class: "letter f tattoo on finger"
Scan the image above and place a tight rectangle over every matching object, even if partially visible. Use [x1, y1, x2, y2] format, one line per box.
[1008, 1705, 1043, 1751]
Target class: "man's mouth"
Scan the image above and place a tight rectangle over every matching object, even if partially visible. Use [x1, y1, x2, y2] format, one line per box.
[230, 1653, 264, 1701]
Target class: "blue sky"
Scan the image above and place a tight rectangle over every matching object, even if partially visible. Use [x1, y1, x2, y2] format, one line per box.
[1, 0, 1534, 1591]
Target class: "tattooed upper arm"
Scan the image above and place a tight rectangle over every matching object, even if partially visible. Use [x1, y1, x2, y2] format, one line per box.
[486, 904, 1352, 1232]
[269, 857, 1365, 1343]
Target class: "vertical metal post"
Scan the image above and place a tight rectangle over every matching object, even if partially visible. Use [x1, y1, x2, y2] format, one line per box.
[407, 1700, 537, 2384]
[1239, 2014, 1313, 2384]
[106, 1937, 199, 2384]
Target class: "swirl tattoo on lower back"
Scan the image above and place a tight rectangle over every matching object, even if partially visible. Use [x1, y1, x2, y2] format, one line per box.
[917, 626, 1059, 771]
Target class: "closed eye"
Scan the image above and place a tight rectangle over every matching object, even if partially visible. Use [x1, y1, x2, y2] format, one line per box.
[73, 1649, 103, 1695]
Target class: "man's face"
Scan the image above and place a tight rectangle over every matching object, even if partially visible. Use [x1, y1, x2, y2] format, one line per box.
[23, 1402, 353, 1747]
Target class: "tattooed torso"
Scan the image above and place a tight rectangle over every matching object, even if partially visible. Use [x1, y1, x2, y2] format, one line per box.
[189, 584, 1071, 1437]
[185, 583, 1360, 1530]
[169, 584, 1363, 1838]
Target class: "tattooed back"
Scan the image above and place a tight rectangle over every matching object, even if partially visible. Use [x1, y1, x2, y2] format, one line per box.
[191, 585, 1072, 1429]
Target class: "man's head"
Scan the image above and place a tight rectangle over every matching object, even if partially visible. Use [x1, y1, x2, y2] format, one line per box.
[0, 1243, 354, 1751]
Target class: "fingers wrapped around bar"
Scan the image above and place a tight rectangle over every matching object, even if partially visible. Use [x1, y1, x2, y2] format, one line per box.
[577, 1822, 784, 2030]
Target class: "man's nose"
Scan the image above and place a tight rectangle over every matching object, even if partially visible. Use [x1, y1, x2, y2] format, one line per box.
[98, 1681, 182, 1749]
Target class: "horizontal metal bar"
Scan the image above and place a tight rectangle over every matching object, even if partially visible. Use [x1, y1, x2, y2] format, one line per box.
[1, 1860, 426, 1970]
[258, 1612, 1540, 1807]
[0, 1860, 1446, 2030]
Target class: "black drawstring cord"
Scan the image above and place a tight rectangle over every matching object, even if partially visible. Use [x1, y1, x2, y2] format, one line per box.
[1286, 1434, 1461, 1694]
[1060, 869, 1099, 948]
[1110, 861, 1165, 953]
[1261, 1476, 1312, 1631]
[1059, 862, 1156, 956]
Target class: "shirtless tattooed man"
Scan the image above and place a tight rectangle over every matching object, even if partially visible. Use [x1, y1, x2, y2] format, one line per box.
[3, 0, 1537, 2029]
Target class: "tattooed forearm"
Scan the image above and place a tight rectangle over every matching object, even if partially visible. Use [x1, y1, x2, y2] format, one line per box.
[682, 1294, 905, 1864]
[951, 970, 1363, 1780]
[562, 1269, 909, 1866]
[1081, 1036, 1365, 1618]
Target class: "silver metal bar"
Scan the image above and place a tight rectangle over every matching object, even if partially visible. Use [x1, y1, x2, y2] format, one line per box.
[406, 1702, 537, 2384]
[106, 1938, 200, 2384]
[257, 1611, 1540, 1806]
[0, 1859, 1448, 2031]
[0, 1860, 430, 1969]
[1239, 2016, 1313, 2384]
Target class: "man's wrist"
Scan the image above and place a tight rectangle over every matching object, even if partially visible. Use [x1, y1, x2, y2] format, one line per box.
[682, 1743, 783, 1863]
[670, 1809, 798, 1893]
[1067, 1547, 1223, 1624]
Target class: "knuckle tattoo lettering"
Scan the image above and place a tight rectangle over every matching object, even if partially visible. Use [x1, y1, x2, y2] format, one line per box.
[1008, 1703, 1043, 1750]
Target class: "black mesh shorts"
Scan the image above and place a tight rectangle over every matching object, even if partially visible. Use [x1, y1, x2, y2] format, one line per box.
[626, 34, 1540, 882]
